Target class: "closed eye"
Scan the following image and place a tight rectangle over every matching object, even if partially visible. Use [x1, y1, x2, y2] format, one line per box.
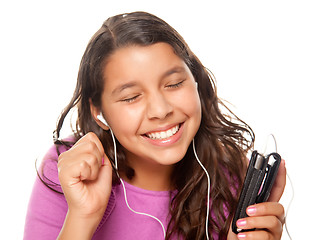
[166, 79, 185, 89]
[120, 95, 140, 103]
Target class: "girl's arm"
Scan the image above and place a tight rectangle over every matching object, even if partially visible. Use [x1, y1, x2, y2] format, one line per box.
[227, 159, 286, 240]
[57, 210, 103, 240]
[57, 132, 113, 239]
[24, 173, 68, 239]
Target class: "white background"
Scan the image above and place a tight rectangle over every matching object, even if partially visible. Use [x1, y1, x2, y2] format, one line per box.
[1, 0, 314, 239]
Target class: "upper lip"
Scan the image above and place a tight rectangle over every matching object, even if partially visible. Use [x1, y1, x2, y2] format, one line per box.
[142, 122, 182, 135]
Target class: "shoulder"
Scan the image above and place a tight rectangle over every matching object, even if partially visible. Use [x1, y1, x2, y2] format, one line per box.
[24, 139, 74, 239]
[37, 136, 77, 193]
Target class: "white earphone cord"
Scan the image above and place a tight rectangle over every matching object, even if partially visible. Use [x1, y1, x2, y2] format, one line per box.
[109, 127, 167, 238]
[262, 134, 293, 240]
[110, 127, 294, 240]
[109, 127, 210, 239]
[193, 139, 211, 240]
[109, 128, 118, 170]
[120, 178, 167, 238]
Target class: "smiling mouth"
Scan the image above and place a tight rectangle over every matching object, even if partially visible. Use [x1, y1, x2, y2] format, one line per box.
[145, 124, 181, 140]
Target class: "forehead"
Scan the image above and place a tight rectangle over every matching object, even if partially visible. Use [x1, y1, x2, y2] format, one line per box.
[102, 43, 190, 85]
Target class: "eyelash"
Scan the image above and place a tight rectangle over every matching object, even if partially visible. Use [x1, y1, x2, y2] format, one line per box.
[167, 80, 185, 88]
[121, 95, 139, 103]
[120, 80, 185, 103]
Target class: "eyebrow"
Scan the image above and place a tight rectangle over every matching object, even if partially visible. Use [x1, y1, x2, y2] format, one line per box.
[161, 66, 186, 79]
[111, 82, 138, 95]
[111, 66, 186, 95]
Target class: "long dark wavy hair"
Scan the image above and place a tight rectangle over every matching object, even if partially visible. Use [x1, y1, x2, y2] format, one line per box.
[46, 11, 254, 240]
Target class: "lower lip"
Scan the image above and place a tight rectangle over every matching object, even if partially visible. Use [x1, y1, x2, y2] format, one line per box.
[143, 124, 184, 147]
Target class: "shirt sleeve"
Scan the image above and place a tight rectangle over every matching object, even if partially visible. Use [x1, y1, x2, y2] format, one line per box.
[24, 145, 68, 240]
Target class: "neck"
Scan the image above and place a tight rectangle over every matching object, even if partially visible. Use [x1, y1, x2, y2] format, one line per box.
[121, 157, 174, 192]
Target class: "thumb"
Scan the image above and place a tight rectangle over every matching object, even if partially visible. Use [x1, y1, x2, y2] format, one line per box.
[268, 159, 286, 202]
[99, 155, 113, 183]
[96, 156, 113, 196]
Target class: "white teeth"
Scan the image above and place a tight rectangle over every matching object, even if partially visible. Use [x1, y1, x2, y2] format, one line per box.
[166, 129, 172, 136]
[160, 131, 166, 139]
[147, 125, 179, 140]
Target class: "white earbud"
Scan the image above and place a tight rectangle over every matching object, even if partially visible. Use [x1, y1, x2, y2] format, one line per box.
[96, 112, 168, 238]
[195, 81, 198, 88]
[97, 113, 109, 127]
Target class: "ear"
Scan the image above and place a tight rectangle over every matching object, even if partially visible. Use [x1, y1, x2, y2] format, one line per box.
[89, 99, 110, 131]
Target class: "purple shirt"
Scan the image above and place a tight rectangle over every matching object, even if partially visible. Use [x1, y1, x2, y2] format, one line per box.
[24, 144, 224, 239]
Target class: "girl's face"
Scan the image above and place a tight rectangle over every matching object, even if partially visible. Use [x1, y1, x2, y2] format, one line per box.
[99, 43, 201, 171]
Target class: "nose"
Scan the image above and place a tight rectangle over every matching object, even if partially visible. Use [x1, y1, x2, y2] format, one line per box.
[146, 92, 173, 120]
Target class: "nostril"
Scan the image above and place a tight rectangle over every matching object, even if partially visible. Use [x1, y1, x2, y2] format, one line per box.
[146, 95, 174, 120]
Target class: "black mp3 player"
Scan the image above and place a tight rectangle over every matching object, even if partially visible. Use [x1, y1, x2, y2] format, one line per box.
[232, 150, 281, 234]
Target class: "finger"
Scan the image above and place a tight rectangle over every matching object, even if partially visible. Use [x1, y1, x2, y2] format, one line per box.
[97, 157, 113, 190]
[268, 159, 286, 202]
[70, 133, 105, 167]
[83, 132, 106, 165]
[247, 202, 285, 224]
[80, 153, 112, 181]
[58, 149, 101, 177]
[236, 215, 282, 232]
[237, 230, 270, 240]
[83, 154, 102, 180]
[78, 160, 93, 181]
[59, 153, 101, 184]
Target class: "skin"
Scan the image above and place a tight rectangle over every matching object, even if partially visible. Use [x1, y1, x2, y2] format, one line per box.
[57, 43, 286, 239]
[57, 132, 113, 239]
[96, 43, 201, 191]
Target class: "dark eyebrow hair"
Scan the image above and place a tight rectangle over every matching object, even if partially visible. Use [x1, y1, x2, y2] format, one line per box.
[111, 82, 138, 95]
[161, 66, 186, 79]
[111, 66, 186, 95]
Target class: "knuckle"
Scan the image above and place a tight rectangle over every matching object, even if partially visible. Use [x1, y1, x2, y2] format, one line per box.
[89, 154, 99, 166]
[79, 160, 89, 168]
[83, 154, 99, 169]
[279, 204, 285, 216]
[85, 141, 98, 153]
[269, 216, 279, 227]
[85, 132, 97, 141]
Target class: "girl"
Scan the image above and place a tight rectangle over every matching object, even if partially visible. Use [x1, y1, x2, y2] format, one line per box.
[24, 11, 286, 240]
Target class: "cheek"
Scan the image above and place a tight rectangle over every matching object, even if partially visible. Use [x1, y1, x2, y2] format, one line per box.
[174, 88, 202, 120]
[188, 94, 202, 129]
[106, 105, 143, 137]
[190, 91, 202, 116]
